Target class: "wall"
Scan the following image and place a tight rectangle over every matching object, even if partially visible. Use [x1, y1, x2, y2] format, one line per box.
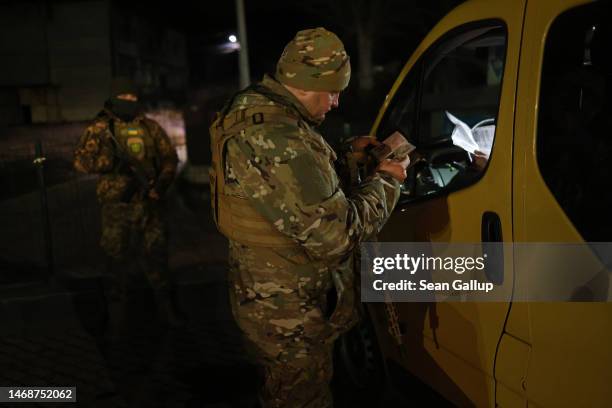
[0, 1, 113, 125]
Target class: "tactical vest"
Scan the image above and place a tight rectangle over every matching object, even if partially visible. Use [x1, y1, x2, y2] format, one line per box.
[111, 119, 159, 176]
[209, 87, 306, 248]
[211, 86, 358, 334]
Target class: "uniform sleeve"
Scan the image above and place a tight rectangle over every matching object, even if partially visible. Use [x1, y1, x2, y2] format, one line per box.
[225, 123, 401, 260]
[148, 119, 178, 194]
[73, 120, 115, 174]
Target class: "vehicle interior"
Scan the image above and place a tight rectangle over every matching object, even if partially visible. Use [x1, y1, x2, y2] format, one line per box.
[377, 24, 507, 203]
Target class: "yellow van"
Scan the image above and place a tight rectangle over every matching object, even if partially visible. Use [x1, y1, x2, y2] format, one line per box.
[339, 0, 612, 406]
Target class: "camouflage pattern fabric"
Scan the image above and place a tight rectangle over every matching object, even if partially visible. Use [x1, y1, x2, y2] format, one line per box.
[74, 109, 178, 296]
[74, 109, 177, 202]
[276, 27, 351, 92]
[100, 201, 169, 297]
[217, 75, 400, 407]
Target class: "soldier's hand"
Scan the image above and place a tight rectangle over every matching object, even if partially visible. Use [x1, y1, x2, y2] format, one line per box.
[351, 136, 379, 164]
[471, 150, 489, 171]
[351, 136, 379, 151]
[377, 156, 410, 183]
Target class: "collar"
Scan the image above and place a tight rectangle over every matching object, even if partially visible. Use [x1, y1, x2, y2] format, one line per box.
[101, 107, 144, 124]
[260, 74, 322, 126]
[260, 75, 337, 161]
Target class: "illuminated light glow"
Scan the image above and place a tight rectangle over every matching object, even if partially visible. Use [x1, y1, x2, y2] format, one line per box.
[229, 35, 237, 43]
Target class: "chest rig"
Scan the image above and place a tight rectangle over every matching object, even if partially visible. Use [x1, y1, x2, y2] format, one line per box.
[209, 85, 307, 248]
[110, 118, 158, 176]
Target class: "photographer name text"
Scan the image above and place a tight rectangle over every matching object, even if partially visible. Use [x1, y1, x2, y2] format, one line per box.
[372, 279, 494, 293]
[370, 254, 494, 293]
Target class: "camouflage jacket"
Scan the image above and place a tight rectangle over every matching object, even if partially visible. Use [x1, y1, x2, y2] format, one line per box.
[221, 75, 401, 312]
[74, 109, 178, 204]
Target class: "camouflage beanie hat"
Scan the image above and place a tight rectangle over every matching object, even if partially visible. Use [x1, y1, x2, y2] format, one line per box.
[275, 27, 351, 92]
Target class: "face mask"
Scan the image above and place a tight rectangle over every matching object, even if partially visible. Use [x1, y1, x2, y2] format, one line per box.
[108, 97, 141, 121]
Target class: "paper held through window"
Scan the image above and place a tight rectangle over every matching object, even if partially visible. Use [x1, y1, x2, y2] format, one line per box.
[445, 111, 495, 158]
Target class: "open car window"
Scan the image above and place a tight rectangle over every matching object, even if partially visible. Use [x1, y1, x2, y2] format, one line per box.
[378, 22, 507, 202]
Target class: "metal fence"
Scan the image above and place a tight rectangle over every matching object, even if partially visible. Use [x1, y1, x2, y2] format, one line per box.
[0, 137, 103, 285]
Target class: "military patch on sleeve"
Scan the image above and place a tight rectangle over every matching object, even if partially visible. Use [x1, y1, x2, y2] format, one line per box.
[289, 154, 333, 205]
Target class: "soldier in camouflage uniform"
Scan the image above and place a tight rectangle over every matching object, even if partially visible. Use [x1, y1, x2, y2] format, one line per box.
[74, 77, 180, 332]
[209, 28, 408, 407]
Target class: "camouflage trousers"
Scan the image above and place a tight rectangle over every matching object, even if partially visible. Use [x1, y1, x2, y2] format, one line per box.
[100, 201, 169, 301]
[228, 242, 342, 408]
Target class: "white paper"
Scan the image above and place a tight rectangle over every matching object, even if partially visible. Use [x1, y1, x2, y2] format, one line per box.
[472, 125, 494, 157]
[446, 111, 479, 154]
[445, 111, 495, 158]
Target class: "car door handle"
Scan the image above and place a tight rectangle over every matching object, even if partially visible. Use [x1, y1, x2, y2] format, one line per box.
[481, 211, 504, 284]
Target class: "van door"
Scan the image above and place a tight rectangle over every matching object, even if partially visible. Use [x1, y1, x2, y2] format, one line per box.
[372, 1, 526, 406]
[514, 0, 612, 406]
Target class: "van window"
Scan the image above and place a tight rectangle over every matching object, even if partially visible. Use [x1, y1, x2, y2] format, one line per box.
[378, 23, 507, 201]
[378, 66, 420, 146]
[537, 3, 611, 241]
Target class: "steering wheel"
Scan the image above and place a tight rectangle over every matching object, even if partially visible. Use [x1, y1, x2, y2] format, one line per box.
[472, 118, 495, 131]
[426, 145, 472, 166]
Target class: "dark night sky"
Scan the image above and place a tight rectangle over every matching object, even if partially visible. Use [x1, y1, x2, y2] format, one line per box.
[137, 0, 462, 88]
[186, 1, 349, 85]
[32, 0, 462, 102]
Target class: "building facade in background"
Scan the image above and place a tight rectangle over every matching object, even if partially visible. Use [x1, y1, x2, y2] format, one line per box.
[0, 0, 188, 161]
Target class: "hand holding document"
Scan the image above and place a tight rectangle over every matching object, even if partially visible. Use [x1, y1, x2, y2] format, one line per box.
[369, 131, 416, 182]
[369, 131, 416, 163]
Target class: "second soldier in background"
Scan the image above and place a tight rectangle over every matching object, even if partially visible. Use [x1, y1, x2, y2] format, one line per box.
[74, 77, 181, 339]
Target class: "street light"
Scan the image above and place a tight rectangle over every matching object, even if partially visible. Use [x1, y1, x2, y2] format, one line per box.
[216, 33, 241, 54]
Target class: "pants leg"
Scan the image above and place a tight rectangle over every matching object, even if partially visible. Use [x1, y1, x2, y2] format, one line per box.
[228, 242, 341, 407]
[140, 203, 183, 326]
[100, 204, 133, 339]
[259, 345, 334, 408]
[100, 203, 132, 262]
[141, 203, 170, 292]
[229, 280, 336, 407]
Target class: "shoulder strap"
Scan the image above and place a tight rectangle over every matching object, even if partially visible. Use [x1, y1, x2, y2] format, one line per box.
[108, 118, 120, 176]
[109, 118, 115, 137]
[249, 83, 298, 112]
[139, 119, 161, 170]
[208, 86, 302, 249]
[218, 82, 304, 125]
